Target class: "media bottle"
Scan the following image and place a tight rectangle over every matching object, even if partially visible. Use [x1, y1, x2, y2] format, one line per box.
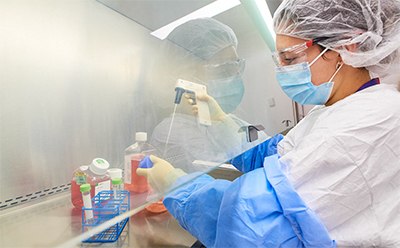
[71, 158, 111, 208]
[124, 132, 155, 193]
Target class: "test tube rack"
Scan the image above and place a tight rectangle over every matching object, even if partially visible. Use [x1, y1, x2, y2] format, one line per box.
[81, 190, 130, 243]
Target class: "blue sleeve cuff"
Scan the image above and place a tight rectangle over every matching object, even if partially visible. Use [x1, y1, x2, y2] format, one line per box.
[229, 134, 284, 173]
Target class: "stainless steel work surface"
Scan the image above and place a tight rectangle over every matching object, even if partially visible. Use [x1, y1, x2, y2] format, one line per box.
[0, 192, 196, 247]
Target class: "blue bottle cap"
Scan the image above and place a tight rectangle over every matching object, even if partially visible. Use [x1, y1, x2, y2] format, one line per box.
[139, 156, 153, 169]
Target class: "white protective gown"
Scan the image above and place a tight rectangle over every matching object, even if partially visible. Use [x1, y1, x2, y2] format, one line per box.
[278, 83, 400, 247]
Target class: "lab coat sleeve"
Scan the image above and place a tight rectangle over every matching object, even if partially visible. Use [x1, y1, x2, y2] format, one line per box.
[163, 174, 231, 246]
[229, 134, 284, 172]
[163, 154, 335, 248]
[279, 132, 374, 232]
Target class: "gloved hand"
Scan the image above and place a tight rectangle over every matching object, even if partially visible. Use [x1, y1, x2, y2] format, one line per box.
[136, 155, 187, 193]
[187, 92, 227, 122]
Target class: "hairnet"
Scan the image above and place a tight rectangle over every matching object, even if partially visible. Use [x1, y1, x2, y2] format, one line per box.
[273, 0, 400, 84]
[147, 18, 239, 121]
[167, 18, 238, 60]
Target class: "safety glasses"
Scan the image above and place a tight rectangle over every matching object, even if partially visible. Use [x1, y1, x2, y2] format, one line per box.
[272, 39, 315, 67]
[204, 58, 245, 79]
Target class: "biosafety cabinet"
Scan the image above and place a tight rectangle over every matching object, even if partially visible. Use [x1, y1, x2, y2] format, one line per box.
[0, 0, 294, 247]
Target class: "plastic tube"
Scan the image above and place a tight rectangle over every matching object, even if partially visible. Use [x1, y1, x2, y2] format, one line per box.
[112, 178, 123, 200]
[80, 184, 93, 221]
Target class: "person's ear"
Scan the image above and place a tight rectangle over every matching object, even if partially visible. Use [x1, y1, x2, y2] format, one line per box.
[324, 49, 341, 62]
[336, 53, 343, 65]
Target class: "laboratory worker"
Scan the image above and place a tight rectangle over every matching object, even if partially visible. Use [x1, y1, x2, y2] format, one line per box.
[150, 18, 269, 173]
[138, 0, 400, 247]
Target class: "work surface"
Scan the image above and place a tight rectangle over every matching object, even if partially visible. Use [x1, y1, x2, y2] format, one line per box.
[0, 167, 243, 247]
[0, 191, 196, 248]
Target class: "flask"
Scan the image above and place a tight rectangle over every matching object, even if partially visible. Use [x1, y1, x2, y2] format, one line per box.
[71, 158, 111, 208]
[124, 132, 155, 193]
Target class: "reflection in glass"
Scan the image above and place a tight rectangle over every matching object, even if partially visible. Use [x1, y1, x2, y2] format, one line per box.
[145, 18, 269, 195]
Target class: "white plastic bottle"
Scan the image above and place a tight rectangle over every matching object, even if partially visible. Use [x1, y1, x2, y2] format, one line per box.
[86, 158, 111, 196]
[124, 132, 156, 193]
[71, 158, 111, 208]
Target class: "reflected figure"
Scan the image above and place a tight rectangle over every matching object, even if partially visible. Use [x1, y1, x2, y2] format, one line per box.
[139, 0, 400, 247]
[149, 18, 268, 172]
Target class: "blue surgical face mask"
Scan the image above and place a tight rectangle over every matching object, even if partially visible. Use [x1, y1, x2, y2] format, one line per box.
[207, 75, 245, 113]
[275, 48, 343, 105]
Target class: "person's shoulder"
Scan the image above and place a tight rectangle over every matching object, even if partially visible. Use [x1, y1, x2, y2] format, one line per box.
[153, 114, 197, 131]
[329, 84, 400, 117]
[151, 114, 198, 141]
[313, 84, 400, 133]
[353, 84, 400, 118]
[351, 84, 400, 107]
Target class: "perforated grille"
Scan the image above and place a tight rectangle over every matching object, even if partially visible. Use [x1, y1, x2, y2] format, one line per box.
[0, 183, 71, 210]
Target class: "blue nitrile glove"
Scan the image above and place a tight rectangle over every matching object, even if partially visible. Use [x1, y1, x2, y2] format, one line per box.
[229, 133, 284, 172]
[137, 155, 187, 193]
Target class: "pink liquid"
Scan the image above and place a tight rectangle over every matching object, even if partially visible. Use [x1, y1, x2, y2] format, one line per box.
[124, 154, 149, 193]
[71, 176, 110, 208]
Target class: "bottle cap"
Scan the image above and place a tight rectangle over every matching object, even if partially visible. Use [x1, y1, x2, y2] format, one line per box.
[89, 158, 110, 175]
[139, 156, 153, 168]
[112, 178, 123, 185]
[108, 168, 122, 179]
[80, 184, 91, 193]
[135, 132, 147, 142]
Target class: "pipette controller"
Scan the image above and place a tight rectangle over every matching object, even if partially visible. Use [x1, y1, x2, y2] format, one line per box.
[174, 79, 211, 126]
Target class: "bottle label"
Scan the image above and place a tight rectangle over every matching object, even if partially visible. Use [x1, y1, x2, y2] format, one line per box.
[95, 180, 111, 196]
[74, 171, 87, 185]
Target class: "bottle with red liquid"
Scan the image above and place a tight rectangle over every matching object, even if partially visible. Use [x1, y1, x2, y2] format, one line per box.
[124, 132, 155, 193]
[71, 158, 111, 208]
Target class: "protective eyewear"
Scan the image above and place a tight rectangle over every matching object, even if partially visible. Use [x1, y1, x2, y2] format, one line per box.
[204, 58, 245, 79]
[272, 39, 317, 67]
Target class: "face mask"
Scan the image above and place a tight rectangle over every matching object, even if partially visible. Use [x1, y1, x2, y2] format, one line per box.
[207, 75, 245, 113]
[275, 48, 343, 105]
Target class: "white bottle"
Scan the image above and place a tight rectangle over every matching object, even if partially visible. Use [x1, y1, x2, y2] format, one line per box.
[124, 132, 156, 193]
[71, 158, 111, 208]
[86, 158, 111, 196]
